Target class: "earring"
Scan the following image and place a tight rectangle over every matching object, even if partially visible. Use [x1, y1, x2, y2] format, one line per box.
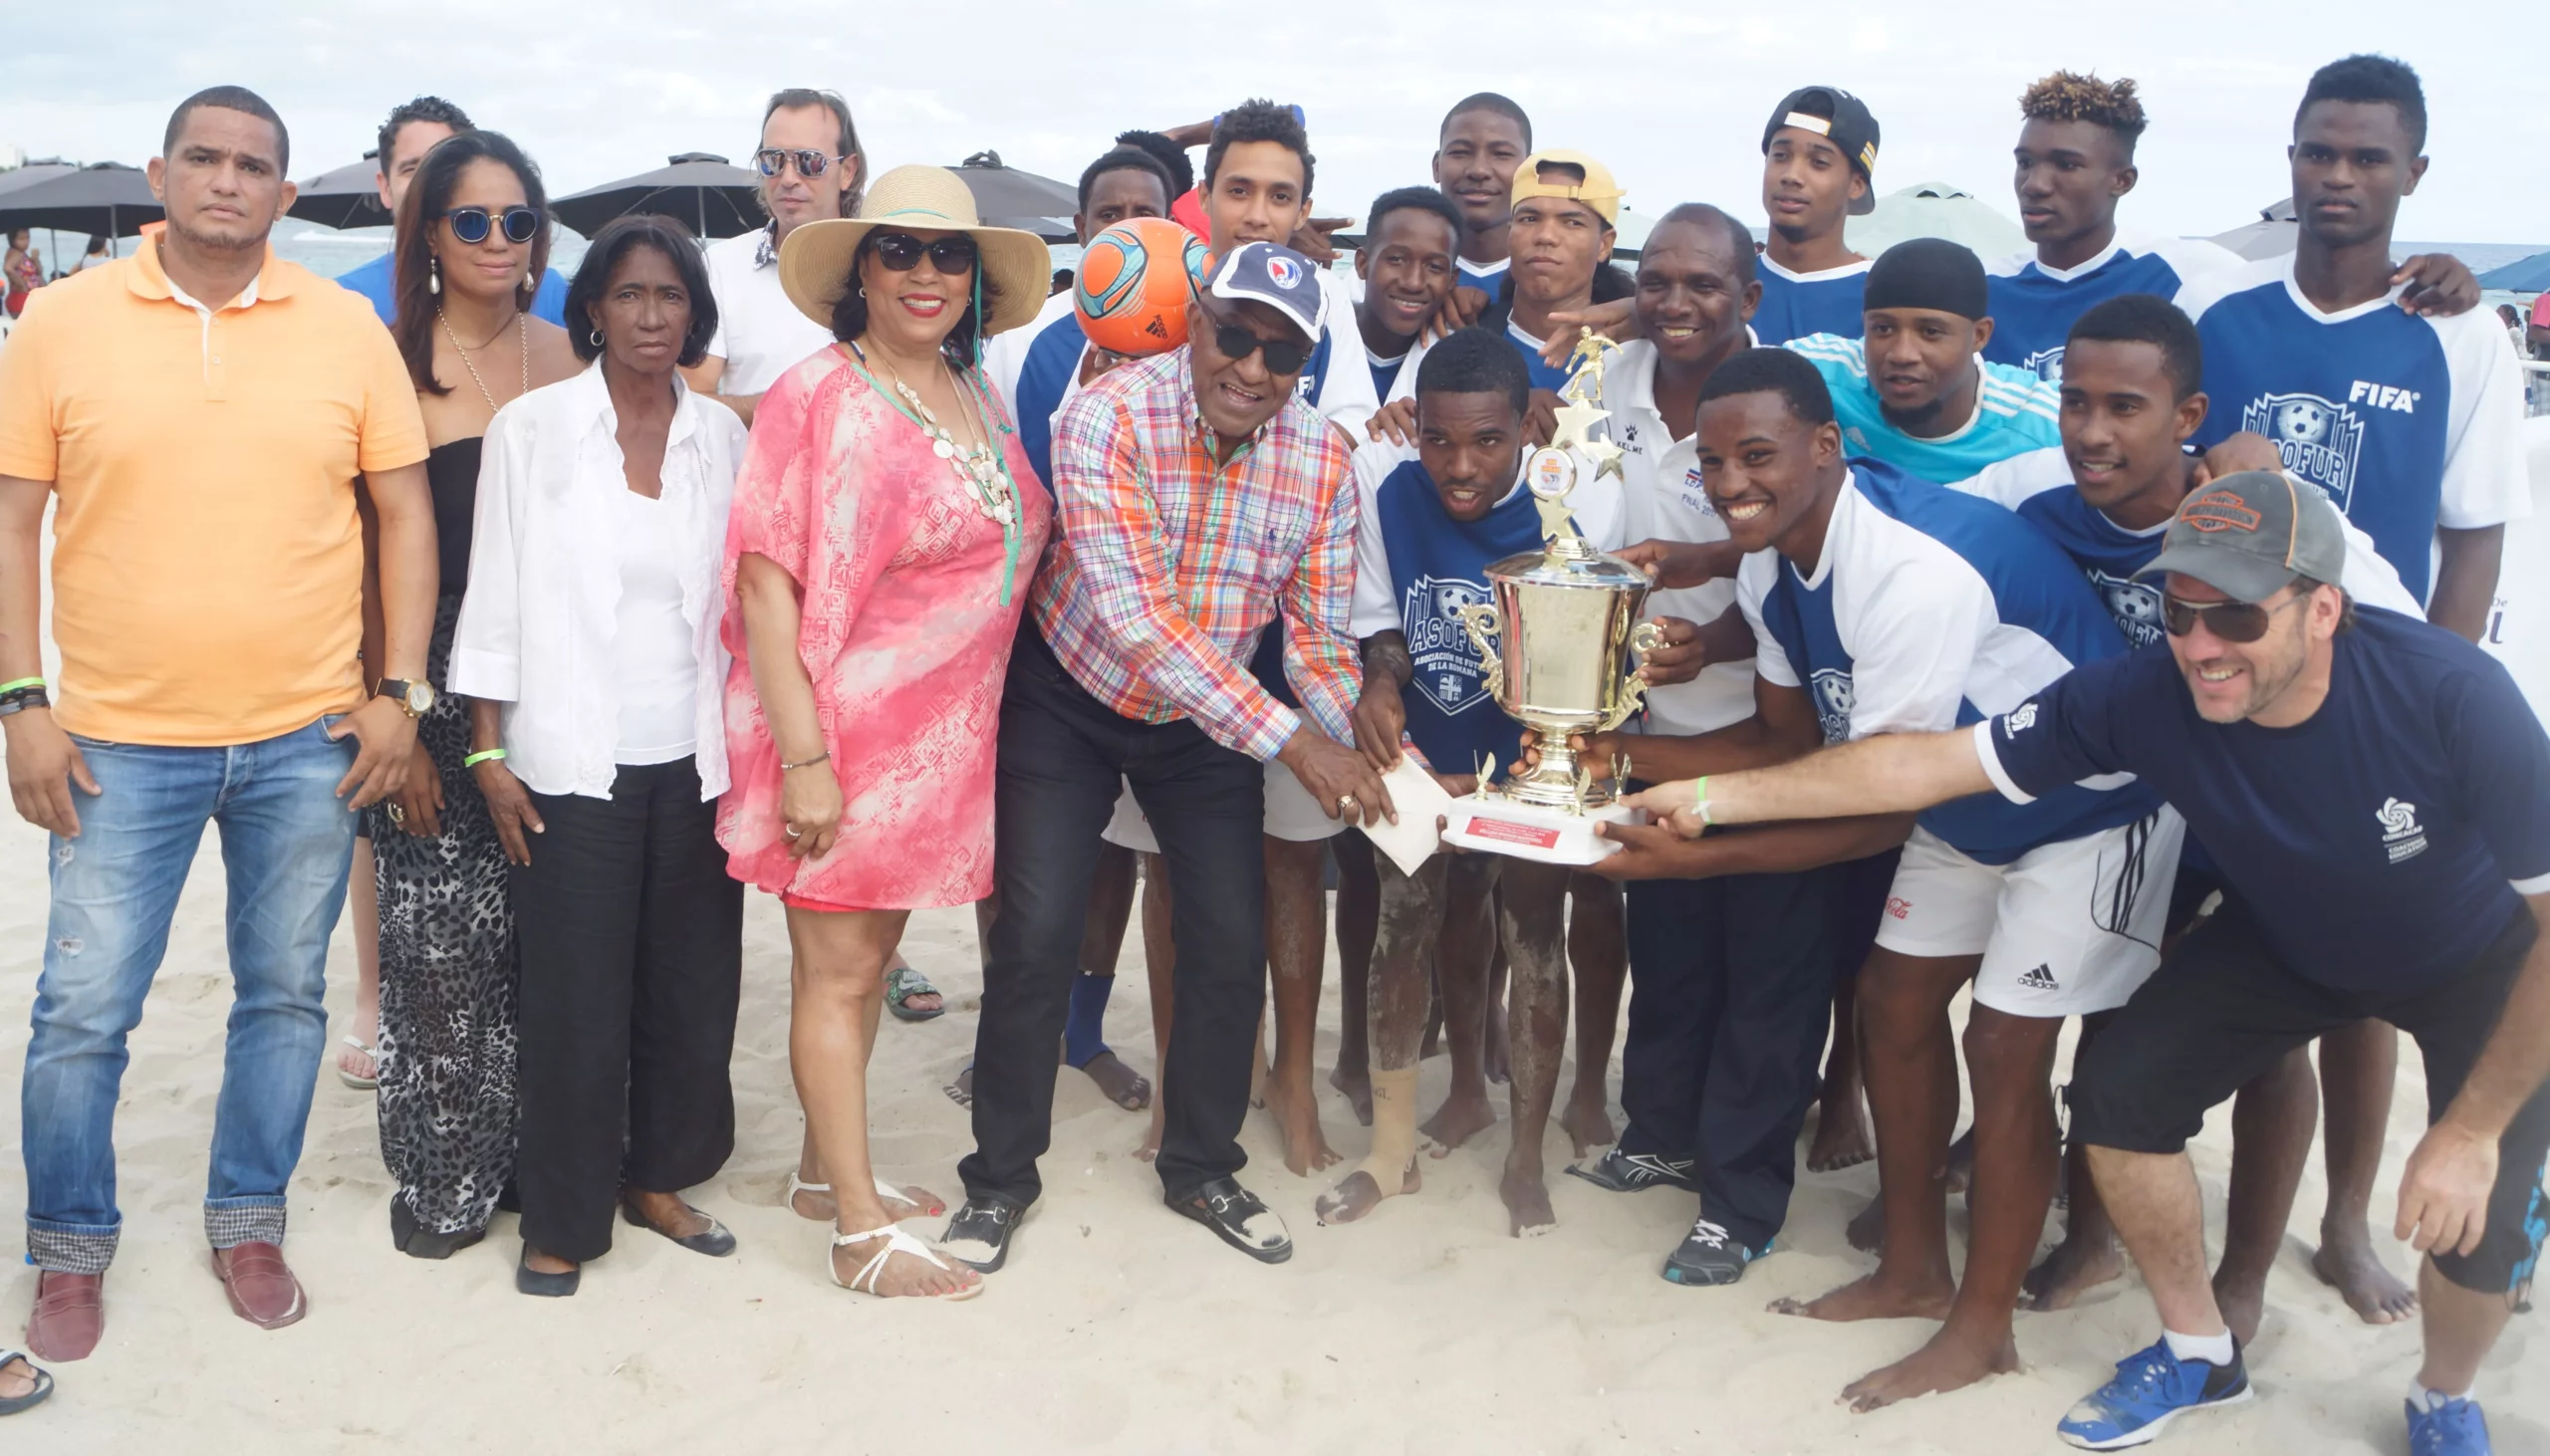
[520, 271, 536, 294]
[856, 285, 866, 299]
[589, 329, 604, 348]
[428, 255, 440, 296]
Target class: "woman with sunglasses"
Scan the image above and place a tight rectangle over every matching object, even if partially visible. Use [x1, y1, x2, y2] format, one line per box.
[450, 214, 750, 1296]
[368, 130, 579, 1260]
[719, 166, 1050, 1299]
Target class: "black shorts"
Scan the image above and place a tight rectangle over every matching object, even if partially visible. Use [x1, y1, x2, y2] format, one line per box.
[2072, 895, 2550, 1301]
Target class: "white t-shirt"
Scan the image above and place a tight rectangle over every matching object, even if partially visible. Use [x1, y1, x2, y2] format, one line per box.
[613, 489, 700, 765]
[1605, 340, 1756, 735]
[702, 226, 840, 398]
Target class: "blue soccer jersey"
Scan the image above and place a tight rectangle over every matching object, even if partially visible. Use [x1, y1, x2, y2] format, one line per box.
[1983, 232, 2241, 381]
[1736, 458, 2152, 862]
[2178, 255, 2530, 605]
[1755, 255, 1873, 343]
[1457, 257, 1510, 303]
[1785, 334, 2063, 484]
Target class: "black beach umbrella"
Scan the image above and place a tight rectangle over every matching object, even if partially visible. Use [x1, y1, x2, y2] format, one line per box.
[551, 153, 761, 239]
[0, 162, 162, 238]
[953, 150, 1077, 242]
[288, 153, 389, 230]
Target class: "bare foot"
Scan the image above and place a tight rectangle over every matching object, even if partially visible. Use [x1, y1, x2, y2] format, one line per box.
[1485, 1005, 1512, 1085]
[1, 1353, 44, 1402]
[2313, 1229, 2417, 1325]
[1846, 1195, 1886, 1255]
[789, 1177, 837, 1222]
[1500, 1160, 1557, 1237]
[1268, 1072, 1343, 1175]
[1134, 1100, 1163, 1162]
[1076, 1050, 1151, 1111]
[1250, 1053, 1270, 1110]
[1330, 1062, 1374, 1127]
[2023, 1229, 2125, 1312]
[1837, 1327, 2019, 1413]
[1560, 1087, 1615, 1157]
[1314, 1160, 1420, 1225]
[2214, 1266, 2270, 1346]
[1421, 1091, 1497, 1153]
[831, 1235, 980, 1299]
[1943, 1128, 1974, 1196]
[1807, 1096, 1877, 1172]
[1768, 1269, 1956, 1324]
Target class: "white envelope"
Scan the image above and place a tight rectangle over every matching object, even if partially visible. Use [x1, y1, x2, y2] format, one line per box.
[1362, 756, 1456, 877]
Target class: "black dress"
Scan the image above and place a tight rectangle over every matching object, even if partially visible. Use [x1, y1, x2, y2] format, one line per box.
[370, 436, 520, 1239]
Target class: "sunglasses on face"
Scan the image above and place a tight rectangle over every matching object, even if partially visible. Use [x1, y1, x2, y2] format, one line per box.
[872, 231, 977, 275]
[443, 205, 541, 246]
[2162, 591, 2303, 644]
[754, 148, 843, 179]
[1199, 301, 1311, 375]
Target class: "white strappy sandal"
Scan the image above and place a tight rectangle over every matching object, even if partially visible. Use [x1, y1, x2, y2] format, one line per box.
[829, 1224, 982, 1300]
[789, 1171, 940, 1222]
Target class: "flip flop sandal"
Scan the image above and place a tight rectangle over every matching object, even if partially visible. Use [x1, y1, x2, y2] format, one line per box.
[337, 1035, 380, 1092]
[0, 1349, 54, 1416]
[831, 1224, 982, 1300]
[885, 966, 944, 1022]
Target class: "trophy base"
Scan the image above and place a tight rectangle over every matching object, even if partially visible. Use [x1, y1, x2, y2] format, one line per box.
[1440, 794, 1646, 865]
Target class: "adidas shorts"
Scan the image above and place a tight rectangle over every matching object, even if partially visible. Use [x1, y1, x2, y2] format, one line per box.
[1875, 807, 2184, 1019]
[1099, 758, 1348, 854]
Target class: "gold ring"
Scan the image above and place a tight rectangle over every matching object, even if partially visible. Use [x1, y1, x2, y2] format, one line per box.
[385, 803, 405, 825]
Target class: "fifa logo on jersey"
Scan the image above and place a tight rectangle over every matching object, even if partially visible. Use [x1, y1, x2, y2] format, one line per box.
[2377, 796, 2427, 864]
[2023, 345, 2065, 383]
[1403, 576, 1495, 716]
[2347, 380, 2420, 413]
[2243, 391, 2366, 514]
[2090, 569, 2166, 647]
[1809, 668, 1855, 745]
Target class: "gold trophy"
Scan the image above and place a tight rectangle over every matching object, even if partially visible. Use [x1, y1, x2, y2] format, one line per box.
[1439, 331, 1663, 865]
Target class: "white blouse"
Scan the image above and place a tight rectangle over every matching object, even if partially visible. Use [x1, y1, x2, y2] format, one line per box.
[448, 361, 747, 801]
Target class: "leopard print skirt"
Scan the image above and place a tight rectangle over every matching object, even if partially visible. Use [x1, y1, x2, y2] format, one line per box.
[371, 597, 519, 1236]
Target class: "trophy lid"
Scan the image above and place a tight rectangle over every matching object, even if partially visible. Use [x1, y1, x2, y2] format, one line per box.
[1483, 543, 1652, 593]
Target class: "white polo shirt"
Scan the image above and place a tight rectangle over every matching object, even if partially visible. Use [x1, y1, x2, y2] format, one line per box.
[1607, 339, 1756, 736]
[702, 225, 839, 397]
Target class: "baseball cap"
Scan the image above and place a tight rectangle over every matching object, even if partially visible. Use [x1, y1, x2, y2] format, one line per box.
[2136, 471, 2348, 604]
[1512, 149, 1624, 225]
[1762, 86, 1882, 216]
[1205, 240, 1328, 342]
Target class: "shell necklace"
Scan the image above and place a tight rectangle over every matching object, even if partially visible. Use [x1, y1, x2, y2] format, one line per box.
[440, 308, 529, 415]
[857, 342, 1024, 605]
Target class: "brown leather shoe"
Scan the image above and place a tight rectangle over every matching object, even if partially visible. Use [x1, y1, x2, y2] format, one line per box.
[26, 1271, 105, 1362]
[210, 1242, 307, 1331]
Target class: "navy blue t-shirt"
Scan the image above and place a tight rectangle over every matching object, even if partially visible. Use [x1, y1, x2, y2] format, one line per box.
[1980, 607, 2550, 991]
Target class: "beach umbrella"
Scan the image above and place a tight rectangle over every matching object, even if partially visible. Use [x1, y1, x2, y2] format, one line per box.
[551, 153, 761, 239]
[1845, 181, 2027, 262]
[953, 151, 1077, 242]
[2209, 198, 2298, 261]
[288, 153, 388, 230]
[2477, 248, 2550, 294]
[0, 161, 162, 238]
[0, 161, 79, 200]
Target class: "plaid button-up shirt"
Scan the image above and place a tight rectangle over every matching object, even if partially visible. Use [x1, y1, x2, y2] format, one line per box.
[1030, 349, 1360, 762]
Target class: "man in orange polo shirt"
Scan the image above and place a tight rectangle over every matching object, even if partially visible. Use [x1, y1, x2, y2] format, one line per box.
[0, 86, 437, 1361]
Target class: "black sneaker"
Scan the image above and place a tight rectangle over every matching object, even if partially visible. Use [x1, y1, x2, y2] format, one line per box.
[1166, 1176, 1292, 1264]
[1660, 1218, 1771, 1286]
[1567, 1146, 1699, 1194]
[939, 1195, 1028, 1273]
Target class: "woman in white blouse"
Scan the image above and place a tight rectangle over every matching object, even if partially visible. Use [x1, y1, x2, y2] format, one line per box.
[449, 215, 750, 1298]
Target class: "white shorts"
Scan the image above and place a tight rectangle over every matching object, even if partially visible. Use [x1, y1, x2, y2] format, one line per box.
[1097, 759, 1347, 853]
[1875, 807, 2184, 1018]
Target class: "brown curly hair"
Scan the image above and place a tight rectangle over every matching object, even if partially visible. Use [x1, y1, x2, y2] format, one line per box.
[2019, 72, 2149, 149]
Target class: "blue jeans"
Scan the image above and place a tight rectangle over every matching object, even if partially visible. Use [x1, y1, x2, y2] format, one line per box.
[22, 717, 358, 1273]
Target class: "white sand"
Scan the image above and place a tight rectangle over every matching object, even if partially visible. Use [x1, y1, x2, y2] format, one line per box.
[2, 809, 2545, 1454]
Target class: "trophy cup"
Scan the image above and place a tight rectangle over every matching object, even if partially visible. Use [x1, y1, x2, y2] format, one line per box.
[1438, 331, 1663, 865]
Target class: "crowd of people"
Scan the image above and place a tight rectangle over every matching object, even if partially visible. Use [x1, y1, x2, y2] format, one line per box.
[0, 54, 2541, 1455]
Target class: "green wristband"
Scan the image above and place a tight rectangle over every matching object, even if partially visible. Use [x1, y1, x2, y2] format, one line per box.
[1693, 776, 1714, 827]
[463, 748, 508, 768]
[0, 677, 43, 695]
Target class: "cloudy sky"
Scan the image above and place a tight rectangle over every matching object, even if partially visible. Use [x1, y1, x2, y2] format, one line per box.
[3, 0, 2539, 245]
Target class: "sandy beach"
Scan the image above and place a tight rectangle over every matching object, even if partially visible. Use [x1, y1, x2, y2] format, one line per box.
[0, 801, 2541, 1455]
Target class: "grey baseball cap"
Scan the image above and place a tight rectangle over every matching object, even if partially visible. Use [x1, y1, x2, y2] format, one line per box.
[2135, 470, 2347, 605]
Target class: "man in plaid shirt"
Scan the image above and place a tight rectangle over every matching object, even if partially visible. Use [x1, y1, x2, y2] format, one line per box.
[947, 242, 1392, 1272]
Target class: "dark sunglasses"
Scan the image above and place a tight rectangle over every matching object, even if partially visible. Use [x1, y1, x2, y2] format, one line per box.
[872, 231, 977, 275]
[754, 147, 844, 179]
[443, 205, 541, 245]
[1200, 300, 1311, 375]
[2161, 591, 2303, 644]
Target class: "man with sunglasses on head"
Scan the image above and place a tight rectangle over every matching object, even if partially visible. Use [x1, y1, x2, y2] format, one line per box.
[946, 241, 1388, 1274]
[1632, 471, 2550, 1456]
[336, 97, 570, 330]
[685, 88, 867, 429]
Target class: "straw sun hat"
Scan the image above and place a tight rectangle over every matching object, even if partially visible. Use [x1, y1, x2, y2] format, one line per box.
[778, 163, 1052, 338]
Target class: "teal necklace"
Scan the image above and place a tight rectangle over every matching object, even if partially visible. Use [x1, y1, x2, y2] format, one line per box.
[848, 340, 1024, 605]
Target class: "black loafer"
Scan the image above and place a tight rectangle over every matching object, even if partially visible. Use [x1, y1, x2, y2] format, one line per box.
[620, 1197, 736, 1257]
[939, 1195, 1028, 1273]
[516, 1246, 580, 1298]
[1566, 1146, 1699, 1194]
[1166, 1176, 1292, 1264]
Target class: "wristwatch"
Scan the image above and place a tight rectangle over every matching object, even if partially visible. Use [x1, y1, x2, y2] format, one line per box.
[377, 678, 438, 720]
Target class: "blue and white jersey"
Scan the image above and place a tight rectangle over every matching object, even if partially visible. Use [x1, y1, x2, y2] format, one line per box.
[1755, 255, 1873, 344]
[1502, 321, 1577, 393]
[1983, 231, 2242, 381]
[1953, 447, 2422, 646]
[982, 291, 1090, 491]
[1370, 346, 1412, 404]
[1736, 458, 2154, 862]
[1351, 442, 1625, 775]
[1456, 256, 1509, 303]
[1785, 334, 2064, 484]
[2178, 254, 2530, 605]
[1306, 271, 1381, 436]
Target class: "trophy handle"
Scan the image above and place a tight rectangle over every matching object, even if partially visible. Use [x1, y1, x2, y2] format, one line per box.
[1599, 619, 1666, 732]
[1456, 603, 1503, 702]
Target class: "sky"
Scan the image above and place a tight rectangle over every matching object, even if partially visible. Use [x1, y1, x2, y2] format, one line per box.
[2, 0, 2541, 246]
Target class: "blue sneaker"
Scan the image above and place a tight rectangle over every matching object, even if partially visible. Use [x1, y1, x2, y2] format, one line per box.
[2407, 1394, 2491, 1455]
[2056, 1338, 2252, 1449]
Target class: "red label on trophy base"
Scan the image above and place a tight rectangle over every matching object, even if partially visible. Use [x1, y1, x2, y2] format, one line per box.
[1461, 815, 1561, 849]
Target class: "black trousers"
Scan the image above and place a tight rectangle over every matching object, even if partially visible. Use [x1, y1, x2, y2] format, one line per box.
[961, 625, 1266, 1206]
[511, 758, 744, 1263]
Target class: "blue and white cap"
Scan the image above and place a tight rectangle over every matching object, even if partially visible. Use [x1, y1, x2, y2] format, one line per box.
[1206, 240, 1328, 342]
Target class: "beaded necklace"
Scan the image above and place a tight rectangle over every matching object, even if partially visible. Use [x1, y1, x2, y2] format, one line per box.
[848, 340, 1025, 605]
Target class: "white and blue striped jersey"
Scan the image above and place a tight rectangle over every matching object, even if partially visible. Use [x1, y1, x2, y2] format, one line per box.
[1785, 333, 2064, 484]
[1755, 255, 1873, 343]
[1983, 231, 2242, 382]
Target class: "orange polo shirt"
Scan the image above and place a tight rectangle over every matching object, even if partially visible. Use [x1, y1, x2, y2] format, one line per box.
[0, 239, 427, 746]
